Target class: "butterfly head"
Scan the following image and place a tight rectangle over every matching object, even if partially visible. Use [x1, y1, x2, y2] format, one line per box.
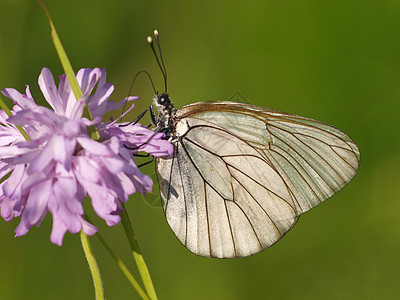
[157, 93, 171, 106]
[153, 92, 174, 111]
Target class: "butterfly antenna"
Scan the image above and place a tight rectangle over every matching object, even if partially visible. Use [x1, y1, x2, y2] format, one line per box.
[130, 70, 157, 95]
[147, 29, 168, 92]
[121, 70, 157, 121]
[154, 30, 168, 92]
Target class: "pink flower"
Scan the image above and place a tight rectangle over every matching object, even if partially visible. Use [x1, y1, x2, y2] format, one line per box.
[0, 68, 172, 245]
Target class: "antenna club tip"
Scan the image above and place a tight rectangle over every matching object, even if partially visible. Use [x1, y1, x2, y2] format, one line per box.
[154, 29, 159, 36]
[147, 36, 153, 44]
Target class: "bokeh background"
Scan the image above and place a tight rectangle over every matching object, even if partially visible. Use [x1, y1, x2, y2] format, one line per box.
[1, 0, 399, 299]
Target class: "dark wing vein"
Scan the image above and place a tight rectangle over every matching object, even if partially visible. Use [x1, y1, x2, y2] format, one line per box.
[268, 123, 348, 185]
[179, 136, 234, 255]
[176, 145, 189, 246]
[222, 194, 236, 257]
[266, 144, 325, 207]
[228, 169, 284, 236]
[269, 132, 337, 194]
[179, 137, 228, 201]
[204, 180, 212, 256]
[183, 134, 295, 210]
[163, 146, 177, 214]
[226, 183, 264, 249]
[268, 120, 359, 166]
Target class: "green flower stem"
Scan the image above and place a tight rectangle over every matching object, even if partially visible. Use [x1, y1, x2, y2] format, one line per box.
[80, 231, 104, 300]
[37, 2, 155, 298]
[37, 0, 100, 141]
[0, 97, 30, 140]
[120, 203, 158, 300]
[94, 228, 150, 300]
[82, 213, 149, 300]
[0, 97, 12, 116]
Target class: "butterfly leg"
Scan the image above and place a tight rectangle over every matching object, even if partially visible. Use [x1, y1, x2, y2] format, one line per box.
[124, 127, 165, 152]
[119, 104, 156, 127]
[136, 154, 155, 168]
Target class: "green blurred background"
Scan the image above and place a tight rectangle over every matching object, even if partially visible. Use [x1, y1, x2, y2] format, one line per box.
[1, 0, 399, 299]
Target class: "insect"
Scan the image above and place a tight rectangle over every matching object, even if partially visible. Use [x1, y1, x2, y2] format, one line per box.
[144, 31, 360, 258]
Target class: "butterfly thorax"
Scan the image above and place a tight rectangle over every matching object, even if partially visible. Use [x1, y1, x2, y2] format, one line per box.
[153, 93, 177, 140]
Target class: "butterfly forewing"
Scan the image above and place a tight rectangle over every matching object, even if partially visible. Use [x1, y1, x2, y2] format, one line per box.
[156, 101, 360, 258]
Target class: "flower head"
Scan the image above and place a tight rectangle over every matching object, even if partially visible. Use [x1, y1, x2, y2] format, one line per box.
[0, 68, 172, 245]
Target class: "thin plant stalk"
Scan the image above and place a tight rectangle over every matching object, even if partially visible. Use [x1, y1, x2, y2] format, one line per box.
[120, 203, 158, 300]
[37, 2, 157, 299]
[37, 1, 105, 298]
[84, 214, 149, 300]
[81, 231, 104, 300]
[37, 0, 100, 140]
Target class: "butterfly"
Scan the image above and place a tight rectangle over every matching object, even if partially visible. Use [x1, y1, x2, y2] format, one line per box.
[144, 31, 360, 258]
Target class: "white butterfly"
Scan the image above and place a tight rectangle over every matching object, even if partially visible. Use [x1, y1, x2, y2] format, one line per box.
[153, 94, 360, 258]
[142, 31, 360, 258]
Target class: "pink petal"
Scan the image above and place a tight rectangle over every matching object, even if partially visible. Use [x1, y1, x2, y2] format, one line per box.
[2, 164, 26, 198]
[14, 217, 31, 237]
[76, 68, 101, 97]
[77, 137, 112, 156]
[29, 139, 54, 172]
[74, 156, 102, 182]
[102, 157, 124, 174]
[1, 88, 36, 109]
[49, 213, 68, 246]
[24, 179, 52, 224]
[57, 74, 78, 118]
[69, 98, 85, 120]
[38, 68, 65, 114]
[81, 219, 98, 236]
